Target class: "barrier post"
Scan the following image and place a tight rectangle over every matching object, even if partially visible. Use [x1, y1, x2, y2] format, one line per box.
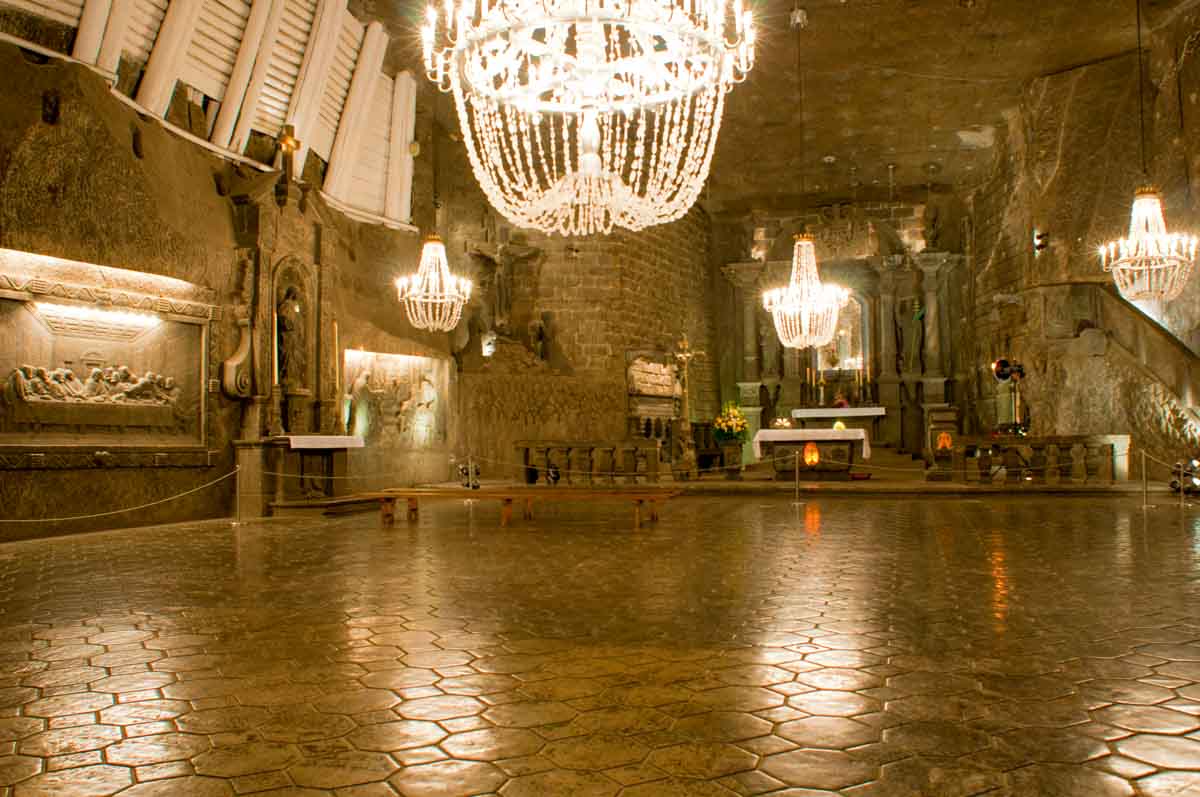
[794, 451, 800, 505]
[1142, 450, 1148, 510]
[1182, 462, 1187, 511]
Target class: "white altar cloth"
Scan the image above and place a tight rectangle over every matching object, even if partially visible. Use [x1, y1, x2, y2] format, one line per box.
[753, 429, 871, 460]
[285, 435, 364, 449]
[791, 407, 886, 420]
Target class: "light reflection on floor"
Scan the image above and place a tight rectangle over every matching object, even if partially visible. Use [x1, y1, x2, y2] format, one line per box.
[0, 496, 1197, 796]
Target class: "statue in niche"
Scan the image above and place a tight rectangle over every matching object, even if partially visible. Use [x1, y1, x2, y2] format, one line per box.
[924, 203, 943, 251]
[759, 309, 781, 379]
[759, 383, 782, 427]
[528, 319, 546, 360]
[276, 285, 307, 390]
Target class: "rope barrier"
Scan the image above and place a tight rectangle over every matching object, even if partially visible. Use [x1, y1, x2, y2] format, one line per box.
[253, 451, 798, 482]
[0, 469, 239, 524]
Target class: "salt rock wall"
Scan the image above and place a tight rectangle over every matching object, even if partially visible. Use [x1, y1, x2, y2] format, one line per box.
[966, 40, 1200, 466]
[0, 44, 452, 536]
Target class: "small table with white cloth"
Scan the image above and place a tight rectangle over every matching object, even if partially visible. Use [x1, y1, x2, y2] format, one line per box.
[753, 429, 871, 480]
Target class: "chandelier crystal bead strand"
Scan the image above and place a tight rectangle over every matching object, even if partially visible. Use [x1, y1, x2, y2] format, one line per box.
[396, 236, 473, 332]
[421, 0, 755, 236]
[763, 234, 848, 349]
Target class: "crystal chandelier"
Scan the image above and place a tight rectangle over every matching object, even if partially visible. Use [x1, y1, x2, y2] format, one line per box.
[1100, 187, 1197, 302]
[763, 235, 848, 349]
[421, 0, 755, 236]
[1099, 0, 1196, 303]
[396, 236, 472, 332]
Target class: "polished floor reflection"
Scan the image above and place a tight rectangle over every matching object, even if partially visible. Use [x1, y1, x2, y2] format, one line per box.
[0, 497, 1198, 796]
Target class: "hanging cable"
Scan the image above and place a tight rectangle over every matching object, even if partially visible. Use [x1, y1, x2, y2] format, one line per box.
[1136, 0, 1149, 177]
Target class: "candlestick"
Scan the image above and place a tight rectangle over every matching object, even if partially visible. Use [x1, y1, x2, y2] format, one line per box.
[272, 301, 279, 387]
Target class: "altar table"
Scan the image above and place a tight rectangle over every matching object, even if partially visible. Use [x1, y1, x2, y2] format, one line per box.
[753, 429, 872, 460]
[791, 406, 885, 429]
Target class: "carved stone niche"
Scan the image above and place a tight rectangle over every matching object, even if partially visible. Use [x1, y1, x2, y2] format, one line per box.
[0, 247, 219, 468]
[271, 258, 315, 434]
[625, 350, 679, 444]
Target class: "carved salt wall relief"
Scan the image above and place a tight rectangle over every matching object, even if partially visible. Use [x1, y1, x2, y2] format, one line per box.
[342, 350, 450, 448]
[0, 249, 218, 457]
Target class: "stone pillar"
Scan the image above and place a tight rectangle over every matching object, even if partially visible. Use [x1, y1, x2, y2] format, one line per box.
[876, 263, 902, 447]
[916, 253, 955, 456]
[917, 253, 946, 379]
[878, 261, 900, 379]
[725, 262, 768, 464]
[723, 262, 765, 384]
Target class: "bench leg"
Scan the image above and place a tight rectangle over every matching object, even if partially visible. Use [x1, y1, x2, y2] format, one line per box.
[407, 498, 419, 522]
[650, 500, 659, 523]
[380, 499, 396, 527]
[523, 498, 533, 520]
[501, 498, 513, 527]
[632, 499, 642, 529]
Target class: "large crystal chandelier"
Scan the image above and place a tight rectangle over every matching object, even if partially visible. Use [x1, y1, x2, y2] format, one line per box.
[763, 235, 848, 349]
[396, 236, 472, 332]
[1100, 187, 1197, 302]
[1099, 0, 1196, 303]
[421, 0, 755, 236]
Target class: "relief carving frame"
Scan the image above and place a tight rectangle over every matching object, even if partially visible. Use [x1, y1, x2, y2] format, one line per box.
[0, 248, 221, 469]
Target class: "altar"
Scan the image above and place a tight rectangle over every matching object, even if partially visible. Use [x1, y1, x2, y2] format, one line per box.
[791, 406, 886, 436]
[753, 429, 871, 481]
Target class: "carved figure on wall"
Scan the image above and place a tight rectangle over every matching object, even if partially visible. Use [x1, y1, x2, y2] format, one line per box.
[4, 364, 179, 406]
[82, 369, 106, 398]
[528, 319, 546, 360]
[37, 368, 65, 399]
[343, 352, 449, 448]
[346, 370, 381, 438]
[493, 256, 513, 334]
[276, 285, 307, 389]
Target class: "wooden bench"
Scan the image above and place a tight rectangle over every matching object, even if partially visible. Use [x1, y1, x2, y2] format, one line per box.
[384, 486, 681, 529]
[271, 489, 451, 525]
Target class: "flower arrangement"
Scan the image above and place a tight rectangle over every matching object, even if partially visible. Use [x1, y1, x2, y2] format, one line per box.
[713, 403, 749, 444]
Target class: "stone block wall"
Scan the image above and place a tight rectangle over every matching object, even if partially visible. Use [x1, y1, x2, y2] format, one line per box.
[436, 125, 722, 466]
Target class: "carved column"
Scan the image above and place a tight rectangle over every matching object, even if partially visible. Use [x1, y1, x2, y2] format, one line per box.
[917, 253, 946, 379]
[722, 262, 765, 387]
[916, 252, 955, 458]
[723, 261, 766, 464]
[878, 262, 899, 379]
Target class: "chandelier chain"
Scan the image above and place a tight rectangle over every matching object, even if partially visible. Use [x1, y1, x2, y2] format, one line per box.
[1136, 0, 1148, 177]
